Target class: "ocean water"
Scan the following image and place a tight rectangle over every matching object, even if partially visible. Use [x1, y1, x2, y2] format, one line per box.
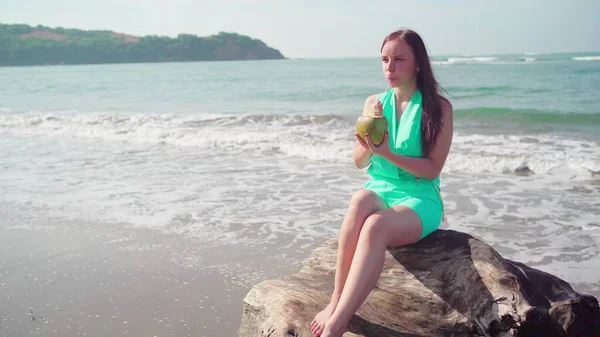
[1, 52, 600, 301]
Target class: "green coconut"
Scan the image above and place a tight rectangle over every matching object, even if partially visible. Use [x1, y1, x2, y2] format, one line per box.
[356, 101, 387, 146]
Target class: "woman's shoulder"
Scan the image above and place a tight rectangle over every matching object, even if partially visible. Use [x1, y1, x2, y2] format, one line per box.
[363, 92, 383, 110]
[364, 93, 379, 106]
[364, 89, 392, 106]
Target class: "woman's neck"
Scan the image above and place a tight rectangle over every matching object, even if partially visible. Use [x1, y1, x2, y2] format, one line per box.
[393, 82, 418, 103]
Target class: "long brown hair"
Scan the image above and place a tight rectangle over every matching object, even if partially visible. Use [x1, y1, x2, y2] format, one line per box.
[381, 29, 445, 157]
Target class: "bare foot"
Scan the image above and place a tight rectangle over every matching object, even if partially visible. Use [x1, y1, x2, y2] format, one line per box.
[320, 317, 347, 337]
[310, 302, 337, 336]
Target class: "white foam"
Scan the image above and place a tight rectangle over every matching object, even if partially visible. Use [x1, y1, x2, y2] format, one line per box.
[2, 113, 599, 177]
[450, 56, 498, 63]
[434, 57, 499, 65]
[447, 133, 600, 177]
[573, 56, 600, 61]
[0, 112, 353, 165]
[433, 56, 543, 65]
[0, 125, 361, 248]
[521, 57, 537, 62]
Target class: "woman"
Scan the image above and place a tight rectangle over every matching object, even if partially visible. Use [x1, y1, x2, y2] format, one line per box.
[310, 29, 454, 337]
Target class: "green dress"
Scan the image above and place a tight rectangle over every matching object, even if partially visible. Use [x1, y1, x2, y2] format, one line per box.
[364, 88, 443, 240]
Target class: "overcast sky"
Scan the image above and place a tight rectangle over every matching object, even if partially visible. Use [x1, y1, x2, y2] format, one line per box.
[2, 0, 599, 59]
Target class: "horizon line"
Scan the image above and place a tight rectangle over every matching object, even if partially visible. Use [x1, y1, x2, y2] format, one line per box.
[290, 50, 600, 60]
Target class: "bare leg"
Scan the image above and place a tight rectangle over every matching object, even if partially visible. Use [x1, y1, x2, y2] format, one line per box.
[320, 206, 423, 337]
[310, 189, 386, 336]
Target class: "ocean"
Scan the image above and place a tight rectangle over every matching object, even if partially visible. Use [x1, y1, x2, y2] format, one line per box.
[1, 52, 599, 336]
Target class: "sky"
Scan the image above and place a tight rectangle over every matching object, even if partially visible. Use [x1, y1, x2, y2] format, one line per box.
[1, 0, 599, 59]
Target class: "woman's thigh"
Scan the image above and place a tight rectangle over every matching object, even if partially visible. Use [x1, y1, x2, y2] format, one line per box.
[361, 196, 443, 246]
[360, 206, 423, 247]
[395, 196, 443, 240]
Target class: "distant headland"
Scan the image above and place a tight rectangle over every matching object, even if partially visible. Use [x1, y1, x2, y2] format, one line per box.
[0, 23, 286, 66]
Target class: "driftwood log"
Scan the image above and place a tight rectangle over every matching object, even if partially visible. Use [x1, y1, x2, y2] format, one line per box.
[238, 229, 600, 337]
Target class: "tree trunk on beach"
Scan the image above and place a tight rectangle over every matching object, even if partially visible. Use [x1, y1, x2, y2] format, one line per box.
[238, 229, 600, 337]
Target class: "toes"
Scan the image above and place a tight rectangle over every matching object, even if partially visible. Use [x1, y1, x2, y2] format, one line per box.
[310, 321, 323, 337]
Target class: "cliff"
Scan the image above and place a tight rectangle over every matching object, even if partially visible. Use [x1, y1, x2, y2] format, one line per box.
[0, 23, 285, 66]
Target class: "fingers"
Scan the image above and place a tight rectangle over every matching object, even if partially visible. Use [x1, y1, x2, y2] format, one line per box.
[357, 132, 389, 154]
[365, 133, 376, 152]
[365, 132, 389, 152]
[355, 133, 369, 149]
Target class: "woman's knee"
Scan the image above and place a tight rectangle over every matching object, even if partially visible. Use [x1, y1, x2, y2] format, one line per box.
[348, 189, 384, 215]
[360, 213, 388, 241]
[340, 190, 384, 233]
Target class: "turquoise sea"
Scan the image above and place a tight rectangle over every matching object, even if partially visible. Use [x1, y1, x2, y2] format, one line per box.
[1, 52, 599, 336]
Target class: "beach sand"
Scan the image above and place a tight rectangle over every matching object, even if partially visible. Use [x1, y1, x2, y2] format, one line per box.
[2, 173, 599, 337]
[0, 222, 297, 337]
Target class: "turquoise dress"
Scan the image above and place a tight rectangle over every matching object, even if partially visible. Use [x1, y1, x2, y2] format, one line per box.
[364, 88, 443, 240]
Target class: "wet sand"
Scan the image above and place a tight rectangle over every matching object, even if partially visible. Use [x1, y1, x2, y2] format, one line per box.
[0, 224, 284, 337]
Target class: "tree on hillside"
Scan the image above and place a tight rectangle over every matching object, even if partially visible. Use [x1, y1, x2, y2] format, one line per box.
[0, 23, 285, 66]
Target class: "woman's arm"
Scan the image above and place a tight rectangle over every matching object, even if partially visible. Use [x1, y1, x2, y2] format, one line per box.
[370, 97, 454, 180]
[353, 94, 379, 169]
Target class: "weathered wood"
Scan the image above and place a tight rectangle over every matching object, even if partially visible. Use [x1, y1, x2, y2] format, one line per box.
[238, 229, 600, 337]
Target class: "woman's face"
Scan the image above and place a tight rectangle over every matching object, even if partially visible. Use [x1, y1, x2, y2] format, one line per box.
[381, 38, 418, 87]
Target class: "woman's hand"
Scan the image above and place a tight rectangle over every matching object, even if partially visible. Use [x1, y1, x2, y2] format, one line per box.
[355, 131, 391, 158]
[354, 133, 369, 151]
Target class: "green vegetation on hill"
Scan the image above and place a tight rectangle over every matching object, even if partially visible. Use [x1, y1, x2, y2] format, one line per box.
[0, 23, 286, 66]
